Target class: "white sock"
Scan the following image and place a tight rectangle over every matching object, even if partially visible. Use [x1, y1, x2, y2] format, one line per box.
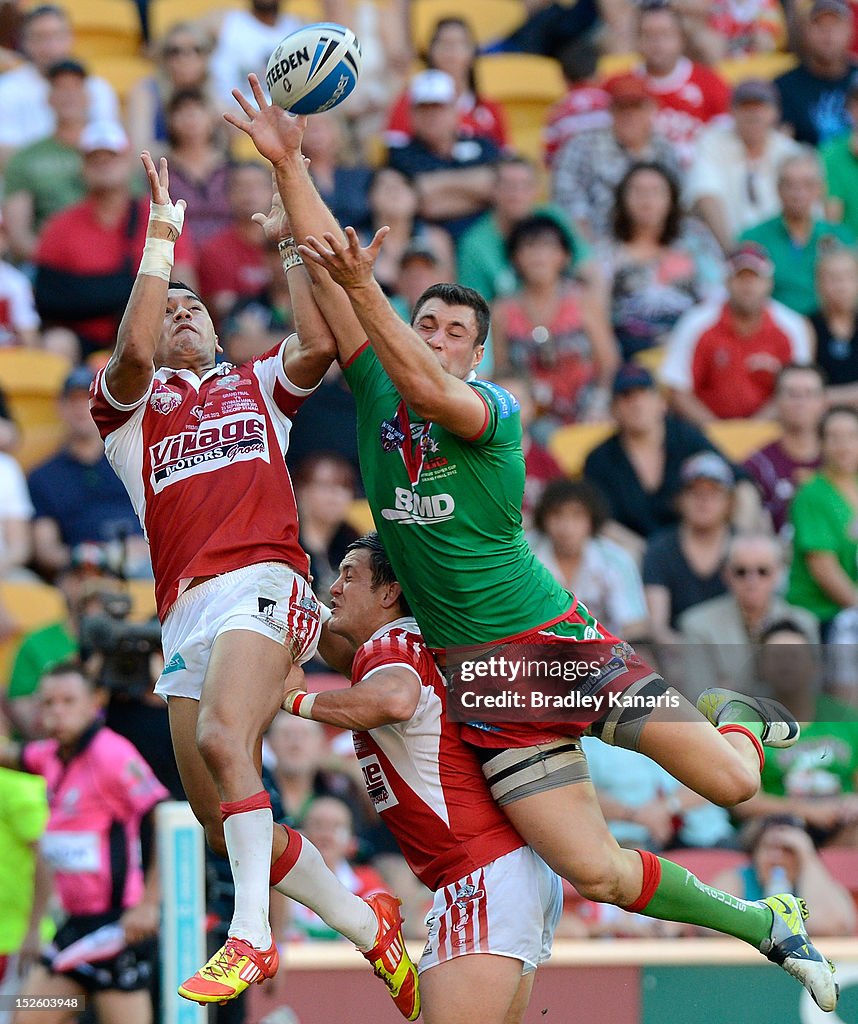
[223, 806, 273, 949]
[272, 834, 377, 948]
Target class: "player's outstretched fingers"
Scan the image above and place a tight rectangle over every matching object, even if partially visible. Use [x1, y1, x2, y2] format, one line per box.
[141, 151, 159, 193]
[230, 86, 257, 119]
[248, 72, 269, 108]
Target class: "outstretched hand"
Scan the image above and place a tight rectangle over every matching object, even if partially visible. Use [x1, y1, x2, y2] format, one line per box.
[141, 151, 185, 238]
[298, 225, 388, 291]
[224, 73, 307, 166]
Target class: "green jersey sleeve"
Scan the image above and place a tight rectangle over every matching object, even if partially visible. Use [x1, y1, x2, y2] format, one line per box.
[467, 379, 522, 448]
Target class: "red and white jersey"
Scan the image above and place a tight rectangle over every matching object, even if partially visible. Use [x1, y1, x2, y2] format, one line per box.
[613, 59, 730, 167]
[352, 618, 524, 892]
[90, 338, 315, 620]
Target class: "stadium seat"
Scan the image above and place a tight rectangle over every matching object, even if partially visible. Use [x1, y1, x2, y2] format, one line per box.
[547, 420, 614, 478]
[717, 53, 797, 84]
[149, 0, 242, 40]
[0, 579, 66, 687]
[703, 419, 782, 463]
[67, 0, 142, 58]
[475, 54, 565, 162]
[88, 54, 154, 101]
[125, 579, 156, 621]
[0, 350, 70, 471]
[661, 847, 748, 885]
[347, 499, 375, 535]
[819, 848, 858, 914]
[634, 346, 666, 376]
[597, 52, 638, 79]
[411, 0, 525, 53]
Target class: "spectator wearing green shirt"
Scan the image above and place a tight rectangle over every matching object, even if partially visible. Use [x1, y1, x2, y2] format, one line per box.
[457, 154, 593, 305]
[787, 405, 858, 629]
[732, 621, 858, 848]
[821, 75, 858, 238]
[2, 59, 88, 265]
[741, 149, 854, 315]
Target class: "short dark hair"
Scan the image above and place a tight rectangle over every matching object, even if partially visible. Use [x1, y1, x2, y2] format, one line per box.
[612, 161, 682, 245]
[759, 619, 813, 645]
[40, 658, 98, 691]
[506, 214, 572, 263]
[23, 4, 67, 31]
[533, 479, 609, 535]
[775, 362, 827, 393]
[556, 38, 599, 83]
[293, 451, 356, 492]
[637, 0, 682, 29]
[820, 403, 858, 440]
[346, 532, 412, 617]
[411, 283, 491, 348]
[168, 281, 203, 301]
[46, 58, 87, 81]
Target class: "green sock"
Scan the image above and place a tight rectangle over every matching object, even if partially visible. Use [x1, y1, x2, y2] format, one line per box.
[640, 858, 772, 947]
[719, 700, 766, 742]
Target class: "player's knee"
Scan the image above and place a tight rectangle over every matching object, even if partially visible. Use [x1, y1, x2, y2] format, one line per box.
[715, 762, 760, 807]
[195, 716, 234, 776]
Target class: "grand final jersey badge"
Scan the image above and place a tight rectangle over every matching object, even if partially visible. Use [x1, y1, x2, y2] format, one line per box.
[380, 416, 406, 452]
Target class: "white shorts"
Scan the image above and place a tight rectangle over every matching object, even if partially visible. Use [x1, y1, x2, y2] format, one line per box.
[155, 562, 322, 701]
[419, 846, 562, 976]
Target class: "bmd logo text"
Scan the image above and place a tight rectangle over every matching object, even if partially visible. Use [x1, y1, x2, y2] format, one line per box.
[380, 487, 455, 525]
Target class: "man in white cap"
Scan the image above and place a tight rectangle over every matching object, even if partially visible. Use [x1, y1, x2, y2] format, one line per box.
[387, 69, 499, 240]
[32, 122, 196, 356]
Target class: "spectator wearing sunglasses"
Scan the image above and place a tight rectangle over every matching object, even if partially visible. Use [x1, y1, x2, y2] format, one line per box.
[679, 532, 819, 695]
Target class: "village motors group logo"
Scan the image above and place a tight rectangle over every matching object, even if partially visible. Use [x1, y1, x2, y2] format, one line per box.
[149, 412, 269, 492]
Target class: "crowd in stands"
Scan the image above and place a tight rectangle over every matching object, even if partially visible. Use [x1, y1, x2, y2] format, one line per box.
[3, 0, 858, 1015]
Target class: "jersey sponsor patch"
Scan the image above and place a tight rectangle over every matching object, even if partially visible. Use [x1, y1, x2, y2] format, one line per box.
[476, 381, 519, 420]
[148, 411, 269, 493]
[358, 753, 399, 812]
[162, 652, 186, 674]
[381, 487, 455, 525]
[42, 831, 100, 873]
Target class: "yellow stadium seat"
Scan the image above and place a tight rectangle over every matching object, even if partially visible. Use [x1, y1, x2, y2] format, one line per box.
[289, 0, 323, 23]
[548, 420, 614, 477]
[88, 54, 154, 101]
[411, 0, 525, 53]
[597, 52, 637, 79]
[704, 418, 782, 462]
[633, 345, 666, 376]
[717, 52, 797, 85]
[475, 54, 564, 161]
[66, 0, 142, 57]
[347, 499, 375, 535]
[0, 350, 70, 471]
[0, 580, 67, 686]
[125, 579, 157, 621]
[149, 0, 241, 40]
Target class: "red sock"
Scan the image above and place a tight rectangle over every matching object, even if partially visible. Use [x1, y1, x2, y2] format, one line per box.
[270, 824, 303, 886]
[624, 849, 662, 913]
[718, 723, 765, 773]
[220, 790, 271, 822]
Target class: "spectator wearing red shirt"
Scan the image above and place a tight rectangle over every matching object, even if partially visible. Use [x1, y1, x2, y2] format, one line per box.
[197, 160, 273, 322]
[385, 18, 508, 150]
[34, 122, 196, 356]
[661, 242, 814, 425]
[542, 38, 611, 168]
[613, 2, 731, 167]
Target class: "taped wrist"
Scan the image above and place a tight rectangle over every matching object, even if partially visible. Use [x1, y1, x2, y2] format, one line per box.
[149, 197, 185, 234]
[283, 690, 316, 719]
[278, 235, 303, 271]
[139, 236, 175, 281]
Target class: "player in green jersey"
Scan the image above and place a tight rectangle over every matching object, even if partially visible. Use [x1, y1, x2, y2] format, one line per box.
[226, 75, 839, 1012]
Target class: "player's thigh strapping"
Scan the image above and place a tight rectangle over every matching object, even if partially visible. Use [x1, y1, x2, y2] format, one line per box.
[155, 562, 322, 701]
[420, 847, 562, 976]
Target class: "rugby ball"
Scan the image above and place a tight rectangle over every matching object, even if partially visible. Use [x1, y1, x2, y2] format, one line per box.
[266, 23, 362, 115]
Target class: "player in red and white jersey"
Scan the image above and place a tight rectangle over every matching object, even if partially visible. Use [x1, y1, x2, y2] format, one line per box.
[87, 153, 418, 1014]
[609, 4, 730, 166]
[282, 533, 563, 1024]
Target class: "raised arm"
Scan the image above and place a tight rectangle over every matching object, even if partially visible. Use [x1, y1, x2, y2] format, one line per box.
[106, 153, 186, 406]
[224, 75, 366, 365]
[300, 228, 488, 438]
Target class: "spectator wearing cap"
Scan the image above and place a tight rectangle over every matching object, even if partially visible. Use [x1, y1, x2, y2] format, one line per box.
[642, 451, 735, 642]
[744, 364, 825, 536]
[821, 73, 858, 237]
[542, 38, 611, 169]
[459, 154, 592, 308]
[33, 121, 196, 356]
[363, 165, 455, 299]
[0, 5, 119, 166]
[582, 364, 759, 553]
[2, 59, 88, 264]
[385, 17, 508, 151]
[552, 72, 682, 243]
[661, 242, 814, 426]
[740, 149, 854, 316]
[387, 69, 500, 241]
[787, 404, 858, 630]
[687, 79, 802, 252]
[775, 0, 857, 146]
[27, 367, 145, 580]
[678, 532, 819, 694]
[605, 2, 730, 168]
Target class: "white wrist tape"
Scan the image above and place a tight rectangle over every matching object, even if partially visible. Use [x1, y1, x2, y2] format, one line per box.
[284, 691, 316, 719]
[278, 236, 303, 272]
[138, 237, 175, 281]
[149, 197, 185, 234]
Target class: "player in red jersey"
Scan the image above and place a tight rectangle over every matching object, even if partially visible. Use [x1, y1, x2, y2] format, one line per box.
[88, 154, 418, 1016]
[282, 533, 562, 1024]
